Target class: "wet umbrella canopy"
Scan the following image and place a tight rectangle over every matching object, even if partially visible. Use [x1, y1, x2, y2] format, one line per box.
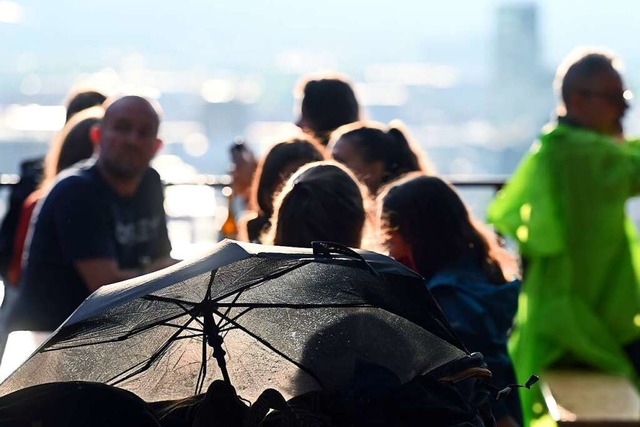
[0, 240, 467, 403]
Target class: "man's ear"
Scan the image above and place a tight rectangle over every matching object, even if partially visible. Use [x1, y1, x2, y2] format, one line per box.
[154, 138, 164, 155]
[565, 91, 583, 114]
[90, 124, 101, 147]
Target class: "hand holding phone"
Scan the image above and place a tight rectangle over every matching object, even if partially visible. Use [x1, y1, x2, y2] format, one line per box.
[229, 138, 257, 200]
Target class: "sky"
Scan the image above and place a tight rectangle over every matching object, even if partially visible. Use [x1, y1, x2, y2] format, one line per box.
[3, 0, 640, 172]
[3, 0, 640, 76]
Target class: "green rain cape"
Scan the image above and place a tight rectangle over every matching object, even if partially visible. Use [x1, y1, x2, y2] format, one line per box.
[488, 122, 640, 426]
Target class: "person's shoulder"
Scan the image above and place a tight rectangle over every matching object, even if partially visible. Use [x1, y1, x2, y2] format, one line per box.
[428, 265, 520, 318]
[428, 262, 518, 294]
[546, 123, 619, 149]
[139, 167, 163, 189]
[426, 270, 484, 319]
[46, 161, 100, 199]
[143, 166, 162, 181]
[428, 260, 482, 289]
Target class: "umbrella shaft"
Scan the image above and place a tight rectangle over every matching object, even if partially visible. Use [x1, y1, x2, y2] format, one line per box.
[203, 308, 231, 384]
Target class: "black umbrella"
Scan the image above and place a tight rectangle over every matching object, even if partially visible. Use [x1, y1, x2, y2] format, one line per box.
[0, 240, 467, 403]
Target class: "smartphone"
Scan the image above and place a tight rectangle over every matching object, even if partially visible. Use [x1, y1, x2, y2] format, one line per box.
[230, 138, 251, 163]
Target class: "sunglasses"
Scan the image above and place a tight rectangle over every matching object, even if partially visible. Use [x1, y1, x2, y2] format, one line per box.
[578, 89, 633, 105]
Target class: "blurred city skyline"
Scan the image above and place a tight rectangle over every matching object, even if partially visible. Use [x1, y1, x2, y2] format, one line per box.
[2, 1, 640, 76]
[1, 0, 640, 177]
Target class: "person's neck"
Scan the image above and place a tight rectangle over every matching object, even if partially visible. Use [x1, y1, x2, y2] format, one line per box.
[96, 162, 142, 197]
[557, 114, 587, 130]
[559, 114, 623, 139]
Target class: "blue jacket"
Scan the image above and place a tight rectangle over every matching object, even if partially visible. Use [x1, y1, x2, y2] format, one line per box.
[428, 260, 522, 424]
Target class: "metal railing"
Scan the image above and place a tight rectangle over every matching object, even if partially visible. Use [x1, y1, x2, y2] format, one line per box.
[162, 174, 508, 191]
[0, 172, 510, 261]
[0, 173, 508, 192]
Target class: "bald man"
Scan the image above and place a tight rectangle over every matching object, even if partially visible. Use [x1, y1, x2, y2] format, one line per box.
[489, 49, 640, 424]
[8, 96, 176, 332]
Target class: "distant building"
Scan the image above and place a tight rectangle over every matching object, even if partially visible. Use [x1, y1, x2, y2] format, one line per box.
[490, 2, 554, 172]
[494, 3, 541, 88]
[491, 2, 551, 125]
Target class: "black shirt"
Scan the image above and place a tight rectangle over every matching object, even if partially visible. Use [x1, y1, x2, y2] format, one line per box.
[8, 161, 171, 331]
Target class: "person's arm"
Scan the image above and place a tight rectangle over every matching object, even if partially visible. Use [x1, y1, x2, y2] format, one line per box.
[230, 143, 257, 204]
[75, 258, 143, 293]
[53, 176, 131, 293]
[75, 255, 178, 293]
[623, 140, 640, 195]
[147, 170, 177, 267]
[145, 255, 178, 272]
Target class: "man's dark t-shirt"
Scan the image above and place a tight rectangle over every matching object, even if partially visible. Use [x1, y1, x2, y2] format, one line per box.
[7, 161, 171, 331]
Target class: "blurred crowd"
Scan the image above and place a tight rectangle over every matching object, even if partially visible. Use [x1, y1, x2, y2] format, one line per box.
[1, 46, 640, 427]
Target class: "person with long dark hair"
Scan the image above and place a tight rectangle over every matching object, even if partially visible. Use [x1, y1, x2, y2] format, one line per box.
[239, 136, 325, 243]
[329, 120, 434, 196]
[267, 161, 367, 248]
[379, 174, 522, 427]
[7, 107, 104, 287]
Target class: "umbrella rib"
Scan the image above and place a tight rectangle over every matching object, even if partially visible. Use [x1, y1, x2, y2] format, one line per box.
[221, 259, 287, 297]
[205, 260, 312, 333]
[176, 325, 206, 334]
[45, 297, 202, 352]
[218, 306, 254, 336]
[196, 327, 207, 394]
[216, 304, 369, 337]
[214, 302, 372, 309]
[217, 286, 246, 330]
[211, 307, 326, 389]
[136, 297, 204, 331]
[212, 260, 310, 304]
[45, 303, 368, 353]
[42, 310, 196, 352]
[170, 332, 203, 340]
[163, 300, 206, 331]
[216, 303, 368, 338]
[142, 294, 197, 306]
[108, 315, 199, 387]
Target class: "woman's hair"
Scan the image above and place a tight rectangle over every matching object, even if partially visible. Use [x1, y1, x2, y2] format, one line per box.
[41, 106, 103, 190]
[268, 161, 367, 248]
[251, 136, 325, 217]
[296, 73, 360, 144]
[379, 174, 518, 284]
[329, 120, 435, 189]
[64, 89, 107, 122]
